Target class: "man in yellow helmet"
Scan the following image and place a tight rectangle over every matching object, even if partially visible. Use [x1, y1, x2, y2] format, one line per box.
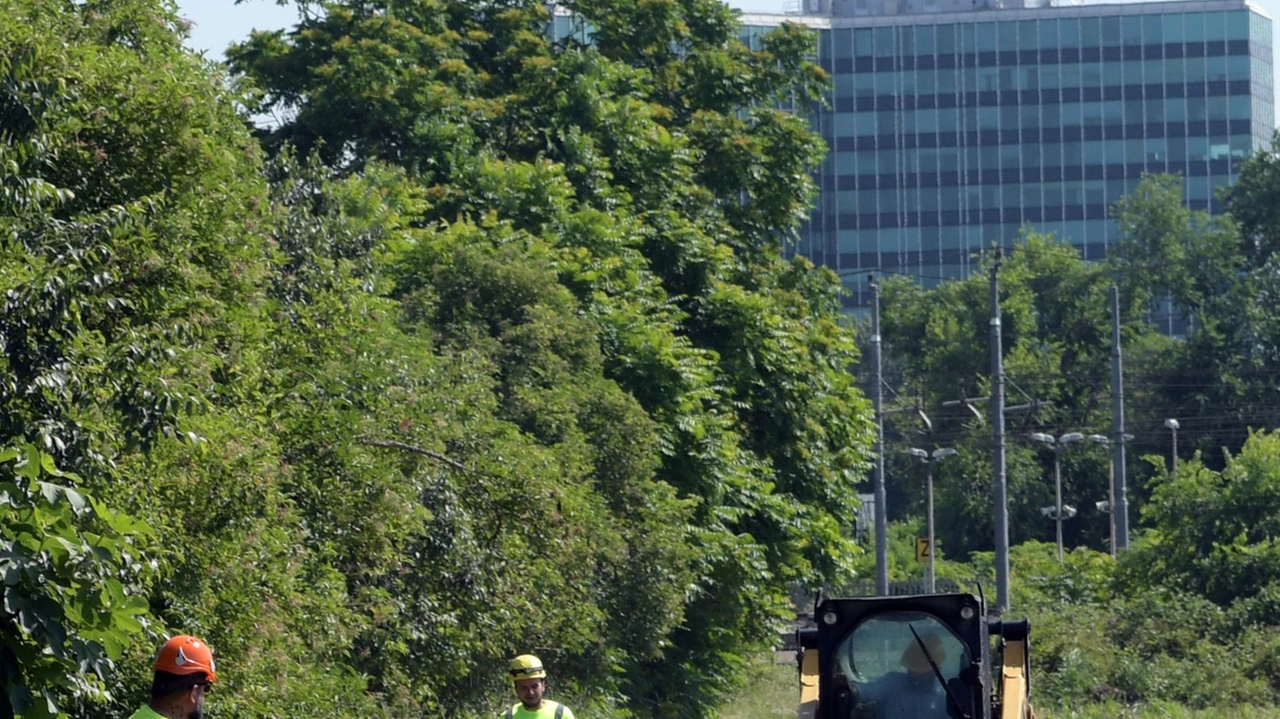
[503, 654, 575, 719]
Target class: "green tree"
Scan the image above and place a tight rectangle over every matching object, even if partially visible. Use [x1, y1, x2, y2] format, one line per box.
[230, 1, 872, 715]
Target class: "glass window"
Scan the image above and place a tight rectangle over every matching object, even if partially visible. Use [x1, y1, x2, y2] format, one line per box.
[1103, 101, 1123, 123]
[979, 106, 999, 129]
[1040, 64, 1060, 90]
[937, 24, 957, 54]
[875, 72, 895, 94]
[1208, 97, 1228, 120]
[879, 189, 899, 212]
[1229, 96, 1251, 120]
[1142, 15, 1163, 44]
[1188, 98, 1208, 123]
[1020, 20, 1038, 50]
[1124, 99, 1144, 124]
[1185, 13, 1205, 42]
[919, 69, 937, 94]
[1208, 56, 1227, 82]
[901, 27, 916, 57]
[1228, 55, 1249, 81]
[1081, 62, 1103, 87]
[977, 23, 997, 52]
[1001, 184, 1020, 207]
[1000, 105, 1019, 128]
[1122, 16, 1143, 45]
[1146, 136, 1168, 161]
[999, 67, 1017, 91]
[874, 27, 895, 57]
[1061, 103, 1085, 126]
[1060, 63, 1081, 87]
[1000, 144, 1021, 168]
[1188, 136, 1209, 161]
[917, 25, 936, 54]
[1163, 13, 1185, 43]
[1209, 137, 1230, 159]
[1227, 11, 1250, 40]
[856, 112, 877, 134]
[1019, 66, 1039, 90]
[835, 74, 855, 98]
[1060, 18, 1081, 47]
[918, 108, 939, 132]
[835, 113, 858, 135]
[858, 191, 878, 214]
[1168, 136, 1187, 161]
[1039, 19, 1058, 48]
[1144, 59, 1166, 83]
[961, 22, 977, 53]
[855, 28, 873, 57]
[1123, 61, 1143, 85]
[920, 148, 938, 172]
[1043, 143, 1064, 167]
[978, 67, 999, 92]
[1164, 57, 1185, 83]
[999, 22, 1019, 51]
[1083, 140, 1105, 160]
[1205, 12, 1225, 42]
[1186, 55, 1206, 82]
[1082, 101, 1104, 123]
[937, 68, 956, 93]
[835, 28, 854, 59]
[1231, 134, 1254, 159]
[1102, 17, 1122, 45]
[1125, 138, 1145, 163]
[902, 70, 918, 94]
[856, 73, 875, 97]
[1145, 98, 1165, 122]
[981, 146, 1000, 168]
[1020, 104, 1041, 129]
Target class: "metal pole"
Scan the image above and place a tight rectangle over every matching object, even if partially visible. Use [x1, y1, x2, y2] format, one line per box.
[1054, 449, 1063, 564]
[1171, 427, 1178, 474]
[991, 255, 1010, 611]
[927, 459, 936, 593]
[1108, 452, 1116, 558]
[871, 276, 888, 595]
[1111, 286, 1129, 551]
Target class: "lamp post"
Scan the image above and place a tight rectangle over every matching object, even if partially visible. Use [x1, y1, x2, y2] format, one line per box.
[1087, 434, 1115, 557]
[1030, 432, 1084, 563]
[906, 447, 957, 592]
[1164, 418, 1180, 474]
[1089, 433, 1134, 557]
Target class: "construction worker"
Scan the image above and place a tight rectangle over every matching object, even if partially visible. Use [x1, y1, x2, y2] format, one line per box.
[504, 654, 575, 719]
[129, 635, 217, 719]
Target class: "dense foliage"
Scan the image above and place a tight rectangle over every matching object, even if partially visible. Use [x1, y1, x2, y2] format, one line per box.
[2, 0, 871, 716]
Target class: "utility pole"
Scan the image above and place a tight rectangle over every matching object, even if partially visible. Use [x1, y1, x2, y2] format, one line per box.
[870, 275, 888, 595]
[991, 254, 1010, 612]
[1110, 286, 1129, 551]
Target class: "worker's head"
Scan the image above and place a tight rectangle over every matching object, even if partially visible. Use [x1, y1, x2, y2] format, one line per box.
[901, 633, 946, 674]
[510, 654, 547, 709]
[151, 635, 217, 719]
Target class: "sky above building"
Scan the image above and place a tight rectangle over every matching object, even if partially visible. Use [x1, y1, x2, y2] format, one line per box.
[179, 0, 1280, 128]
[178, 0, 784, 58]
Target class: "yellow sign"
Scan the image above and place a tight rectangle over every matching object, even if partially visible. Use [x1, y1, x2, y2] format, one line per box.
[916, 537, 931, 562]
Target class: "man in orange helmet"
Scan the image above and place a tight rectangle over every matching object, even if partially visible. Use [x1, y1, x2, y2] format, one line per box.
[129, 635, 217, 719]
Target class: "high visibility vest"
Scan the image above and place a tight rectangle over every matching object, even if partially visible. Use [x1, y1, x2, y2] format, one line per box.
[504, 702, 565, 719]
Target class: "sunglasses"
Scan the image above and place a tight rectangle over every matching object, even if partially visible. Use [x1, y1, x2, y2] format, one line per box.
[509, 667, 543, 678]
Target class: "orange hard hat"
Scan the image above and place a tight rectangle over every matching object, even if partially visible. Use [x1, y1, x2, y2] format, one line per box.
[153, 635, 217, 682]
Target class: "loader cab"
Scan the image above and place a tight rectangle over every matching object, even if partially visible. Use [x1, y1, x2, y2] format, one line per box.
[797, 593, 994, 719]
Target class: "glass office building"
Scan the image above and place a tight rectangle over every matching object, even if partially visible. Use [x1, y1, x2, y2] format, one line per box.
[739, 0, 1274, 306]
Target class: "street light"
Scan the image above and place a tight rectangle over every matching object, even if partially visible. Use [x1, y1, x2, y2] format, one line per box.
[1164, 418, 1180, 474]
[1087, 434, 1116, 557]
[906, 447, 958, 593]
[1030, 432, 1084, 563]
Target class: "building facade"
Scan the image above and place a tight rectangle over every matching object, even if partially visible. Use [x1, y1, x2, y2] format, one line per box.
[739, 0, 1274, 306]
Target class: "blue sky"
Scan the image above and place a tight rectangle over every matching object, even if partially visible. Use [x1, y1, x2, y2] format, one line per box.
[178, 0, 786, 58]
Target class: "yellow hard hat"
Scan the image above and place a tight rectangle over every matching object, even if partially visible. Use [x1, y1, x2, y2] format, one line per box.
[509, 654, 546, 682]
